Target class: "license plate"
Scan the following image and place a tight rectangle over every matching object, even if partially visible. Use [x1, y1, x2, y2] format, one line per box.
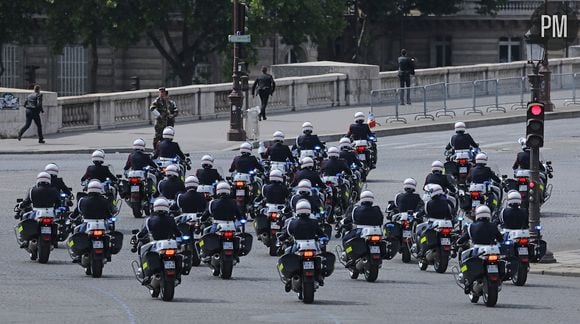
[164, 260, 176, 269]
[131, 185, 140, 192]
[358, 154, 366, 161]
[92, 240, 103, 248]
[41, 227, 52, 234]
[518, 247, 529, 255]
[223, 241, 234, 250]
[303, 261, 314, 270]
[236, 189, 245, 196]
[369, 246, 380, 254]
[519, 185, 528, 191]
[472, 200, 481, 207]
[403, 230, 412, 238]
[270, 223, 280, 229]
[487, 264, 499, 273]
[459, 167, 467, 173]
[440, 238, 451, 245]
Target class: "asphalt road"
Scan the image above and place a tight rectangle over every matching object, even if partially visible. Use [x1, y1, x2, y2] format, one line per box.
[1, 118, 579, 323]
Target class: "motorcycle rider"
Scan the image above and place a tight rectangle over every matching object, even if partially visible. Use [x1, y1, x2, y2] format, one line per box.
[467, 153, 501, 184]
[424, 160, 457, 194]
[81, 150, 117, 183]
[445, 122, 479, 158]
[338, 137, 363, 168]
[264, 131, 295, 163]
[388, 178, 424, 218]
[123, 138, 158, 171]
[497, 191, 528, 230]
[512, 138, 545, 172]
[294, 122, 325, 151]
[176, 176, 207, 213]
[321, 147, 352, 177]
[44, 163, 72, 197]
[200, 182, 245, 234]
[456, 205, 503, 293]
[291, 157, 326, 188]
[346, 112, 377, 168]
[156, 164, 185, 200]
[229, 142, 264, 174]
[289, 179, 323, 215]
[195, 155, 223, 185]
[341, 191, 384, 244]
[153, 127, 186, 161]
[262, 170, 290, 205]
[414, 185, 453, 254]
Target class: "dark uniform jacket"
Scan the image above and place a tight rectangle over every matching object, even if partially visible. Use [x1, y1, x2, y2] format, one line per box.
[263, 183, 290, 205]
[291, 169, 325, 188]
[500, 207, 529, 230]
[201, 197, 243, 222]
[177, 190, 207, 213]
[124, 151, 158, 171]
[290, 194, 323, 214]
[81, 165, 116, 183]
[195, 168, 223, 185]
[445, 133, 479, 151]
[49, 175, 71, 196]
[339, 151, 362, 168]
[457, 220, 503, 245]
[467, 165, 500, 184]
[23, 184, 60, 208]
[424, 173, 456, 193]
[229, 154, 264, 174]
[345, 204, 383, 226]
[394, 192, 424, 213]
[252, 73, 275, 96]
[347, 123, 373, 141]
[282, 217, 325, 240]
[295, 134, 324, 151]
[321, 158, 351, 177]
[155, 139, 185, 160]
[77, 193, 113, 220]
[138, 212, 181, 241]
[419, 197, 453, 220]
[265, 142, 294, 162]
[158, 177, 186, 200]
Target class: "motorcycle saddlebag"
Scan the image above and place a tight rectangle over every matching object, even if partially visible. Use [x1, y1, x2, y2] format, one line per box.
[108, 231, 124, 255]
[199, 233, 221, 256]
[142, 251, 162, 277]
[444, 161, 457, 175]
[252, 214, 270, 235]
[235, 232, 253, 256]
[68, 232, 91, 255]
[17, 219, 38, 241]
[318, 251, 336, 277]
[344, 237, 367, 260]
[529, 239, 547, 262]
[460, 256, 484, 283]
[383, 222, 402, 240]
[499, 242, 515, 258]
[419, 229, 439, 250]
[278, 253, 301, 278]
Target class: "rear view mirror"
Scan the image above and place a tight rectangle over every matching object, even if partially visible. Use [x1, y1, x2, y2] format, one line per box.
[388, 200, 394, 204]
[131, 229, 139, 235]
[16, 198, 23, 203]
[116, 174, 123, 179]
[501, 175, 507, 179]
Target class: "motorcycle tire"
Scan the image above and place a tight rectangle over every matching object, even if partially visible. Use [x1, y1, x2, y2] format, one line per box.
[191, 249, 201, 267]
[143, 202, 151, 216]
[160, 276, 175, 301]
[302, 281, 315, 304]
[483, 278, 499, 307]
[512, 262, 528, 286]
[38, 240, 51, 264]
[322, 224, 332, 240]
[269, 243, 278, 257]
[364, 265, 379, 282]
[91, 258, 103, 278]
[220, 259, 233, 279]
[401, 248, 411, 263]
[131, 202, 142, 218]
[434, 252, 449, 274]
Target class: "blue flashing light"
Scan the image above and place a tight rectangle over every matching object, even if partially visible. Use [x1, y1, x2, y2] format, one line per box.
[314, 146, 321, 150]
[504, 240, 513, 245]
[181, 235, 191, 240]
[535, 225, 542, 231]
[240, 219, 247, 224]
[60, 193, 67, 197]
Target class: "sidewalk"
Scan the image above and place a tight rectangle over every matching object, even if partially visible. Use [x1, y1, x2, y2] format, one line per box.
[530, 250, 580, 277]
[1, 103, 579, 155]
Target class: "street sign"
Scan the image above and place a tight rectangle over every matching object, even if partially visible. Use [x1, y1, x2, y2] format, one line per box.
[228, 35, 251, 43]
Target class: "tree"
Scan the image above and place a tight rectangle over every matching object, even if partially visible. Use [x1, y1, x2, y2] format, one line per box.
[0, 1, 38, 81]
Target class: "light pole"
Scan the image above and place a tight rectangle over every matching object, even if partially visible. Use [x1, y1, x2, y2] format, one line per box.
[227, 0, 246, 141]
[539, 0, 554, 112]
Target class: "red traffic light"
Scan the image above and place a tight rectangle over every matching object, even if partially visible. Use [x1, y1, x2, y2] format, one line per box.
[530, 105, 543, 116]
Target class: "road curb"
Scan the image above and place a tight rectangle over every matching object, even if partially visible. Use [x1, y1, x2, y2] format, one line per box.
[2, 109, 579, 155]
[529, 268, 580, 278]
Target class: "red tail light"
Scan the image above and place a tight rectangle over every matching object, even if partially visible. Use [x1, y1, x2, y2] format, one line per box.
[356, 146, 366, 153]
[326, 182, 334, 186]
[40, 217, 53, 225]
[129, 177, 140, 185]
[369, 235, 381, 242]
[235, 181, 245, 188]
[161, 248, 177, 256]
[401, 220, 409, 229]
[529, 181, 536, 189]
[458, 159, 467, 165]
[301, 250, 315, 258]
[270, 212, 278, 220]
[470, 192, 480, 199]
[90, 229, 104, 237]
[439, 227, 452, 236]
[518, 177, 527, 184]
[516, 237, 529, 246]
[223, 231, 234, 239]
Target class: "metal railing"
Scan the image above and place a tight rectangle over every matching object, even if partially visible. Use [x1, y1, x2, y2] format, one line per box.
[371, 73, 580, 124]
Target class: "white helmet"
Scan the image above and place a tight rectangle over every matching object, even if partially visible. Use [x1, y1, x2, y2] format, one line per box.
[133, 138, 146, 151]
[429, 184, 444, 197]
[354, 111, 365, 123]
[518, 137, 528, 149]
[269, 169, 284, 183]
[295, 199, 311, 215]
[201, 155, 214, 168]
[87, 180, 103, 194]
[454, 122, 466, 133]
[153, 198, 170, 212]
[475, 205, 492, 221]
[185, 176, 199, 189]
[297, 179, 312, 194]
[165, 164, 180, 177]
[403, 178, 417, 191]
[36, 172, 51, 185]
[359, 190, 374, 204]
[44, 163, 59, 176]
[339, 137, 351, 150]
[240, 142, 252, 154]
[91, 150, 105, 163]
[327, 146, 340, 158]
[216, 181, 231, 195]
[272, 131, 285, 142]
[162, 127, 175, 139]
[507, 190, 522, 206]
[300, 157, 314, 169]
[431, 160, 444, 173]
[475, 153, 488, 165]
[302, 122, 313, 134]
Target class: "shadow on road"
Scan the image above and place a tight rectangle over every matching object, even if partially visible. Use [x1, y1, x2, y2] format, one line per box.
[170, 298, 230, 304]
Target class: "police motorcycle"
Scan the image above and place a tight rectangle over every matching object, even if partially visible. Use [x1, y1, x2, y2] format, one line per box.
[277, 237, 335, 304]
[197, 182, 217, 202]
[383, 203, 419, 263]
[121, 166, 157, 218]
[174, 212, 205, 272]
[454, 244, 505, 307]
[54, 189, 75, 247]
[14, 200, 57, 264]
[336, 225, 386, 282]
[228, 169, 264, 219]
[322, 172, 351, 224]
[254, 202, 288, 256]
[466, 180, 502, 217]
[412, 216, 454, 273]
[505, 162, 553, 209]
[499, 228, 531, 286]
[423, 183, 459, 216]
[292, 145, 326, 171]
[444, 147, 480, 188]
[130, 231, 182, 302]
[154, 153, 192, 180]
[196, 220, 253, 279]
[352, 135, 377, 173]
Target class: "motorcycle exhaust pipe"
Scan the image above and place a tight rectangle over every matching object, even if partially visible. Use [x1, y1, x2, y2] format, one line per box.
[355, 257, 367, 272]
[211, 253, 220, 266]
[291, 275, 301, 291]
[28, 239, 38, 252]
[425, 249, 435, 262]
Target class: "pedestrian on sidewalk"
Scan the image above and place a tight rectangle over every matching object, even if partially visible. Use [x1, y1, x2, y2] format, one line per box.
[252, 66, 276, 121]
[398, 49, 415, 105]
[150, 87, 178, 149]
[18, 84, 45, 143]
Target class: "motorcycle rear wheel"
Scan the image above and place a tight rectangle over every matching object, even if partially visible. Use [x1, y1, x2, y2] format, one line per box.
[131, 202, 142, 218]
[483, 278, 499, 307]
[512, 262, 528, 286]
[434, 251, 449, 273]
[91, 258, 103, 278]
[160, 277, 175, 301]
[38, 240, 51, 264]
[401, 248, 411, 263]
[364, 265, 379, 282]
[302, 281, 315, 304]
[220, 259, 233, 279]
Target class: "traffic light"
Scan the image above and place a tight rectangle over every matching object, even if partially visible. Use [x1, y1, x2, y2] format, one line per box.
[236, 3, 248, 35]
[526, 101, 544, 148]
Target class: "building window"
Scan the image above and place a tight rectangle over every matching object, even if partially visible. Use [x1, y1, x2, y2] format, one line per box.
[499, 37, 521, 63]
[0, 44, 21, 88]
[432, 36, 452, 67]
[57, 46, 87, 96]
[285, 47, 306, 64]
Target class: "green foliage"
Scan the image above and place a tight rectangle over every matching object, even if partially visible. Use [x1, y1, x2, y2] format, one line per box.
[0, 0, 38, 77]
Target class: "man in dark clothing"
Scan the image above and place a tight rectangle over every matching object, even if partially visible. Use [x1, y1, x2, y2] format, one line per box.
[262, 170, 290, 205]
[265, 131, 295, 163]
[338, 137, 363, 168]
[201, 182, 245, 233]
[466, 153, 501, 184]
[498, 191, 528, 230]
[18, 84, 45, 143]
[445, 122, 479, 153]
[321, 147, 352, 177]
[398, 49, 414, 105]
[176, 176, 207, 213]
[391, 178, 424, 215]
[252, 66, 276, 121]
[289, 179, 323, 215]
[425, 161, 457, 194]
[150, 88, 178, 148]
[341, 191, 384, 244]
[71, 181, 115, 246]
[229, 142, 264, 174]
[291, 157, 326, 188]
[44, 163, 72, 196]
[294, 122, 325, 152]
[154, 127, 186, 160]
[124, 139, 158, 171]
[346, 112, 374, 141]
[18, 172, 60, 221]
[196, 155, 223, 185]
[81, 150, 117, 183]
[157, 165, 185, 200]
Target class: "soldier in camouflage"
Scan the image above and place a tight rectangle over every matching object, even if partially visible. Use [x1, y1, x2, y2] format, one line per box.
[150, 87, 178, 149]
